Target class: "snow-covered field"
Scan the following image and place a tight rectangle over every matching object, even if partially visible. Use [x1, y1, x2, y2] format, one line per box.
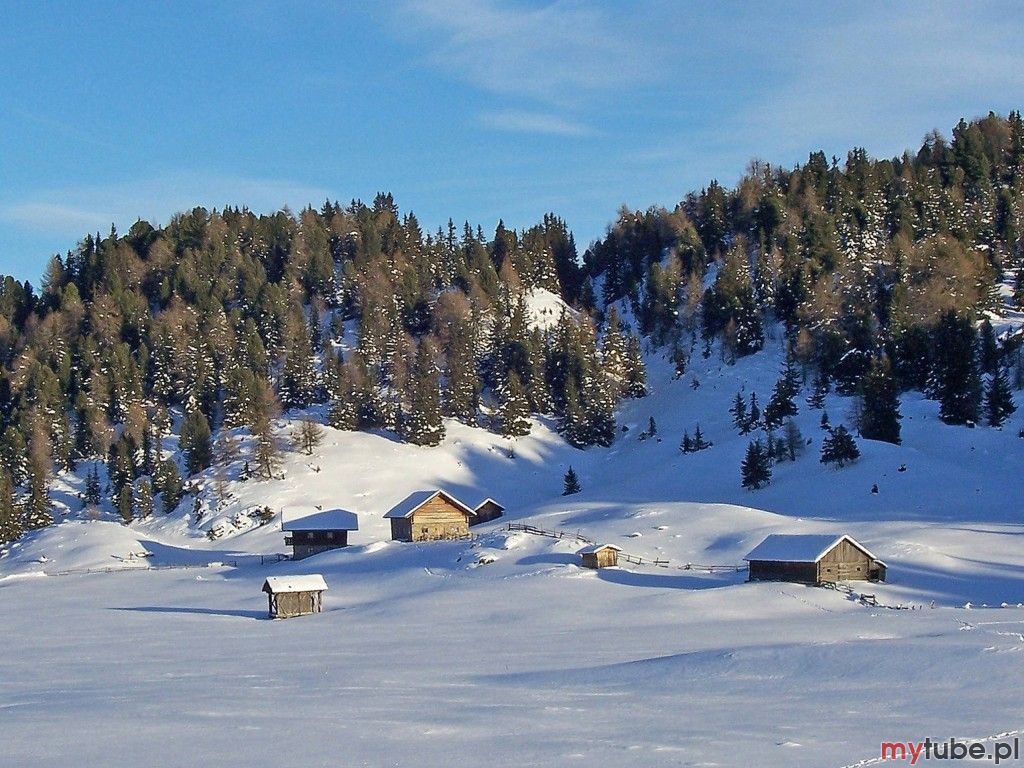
[3, 337, 1024, 767]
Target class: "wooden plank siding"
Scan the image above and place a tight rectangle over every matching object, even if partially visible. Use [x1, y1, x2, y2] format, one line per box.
[817, 537, 873, 583]
[267, 590, 323, 619]
[391, 495, 471, 542]
[470, 500, 504, 526]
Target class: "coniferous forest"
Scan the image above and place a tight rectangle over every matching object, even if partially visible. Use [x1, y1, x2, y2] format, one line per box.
[1, 111, 1023, 543]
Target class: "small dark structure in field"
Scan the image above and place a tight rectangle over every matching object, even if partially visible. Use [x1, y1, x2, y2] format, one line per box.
[282, 508, 358, 560]
[262, 574, 328, 619]
[384, 489, 477, 542]
[471, 498, 505, 526]
[744, 534, 886, 584]
[579, 543, 621, 569]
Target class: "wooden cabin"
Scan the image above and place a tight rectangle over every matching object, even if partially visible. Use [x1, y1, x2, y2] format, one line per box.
[282, 508, 359, 560]
[262, 574, 328, 619]
[384, 489, 477, 542]
[579, 543, 621, 569]
[744, 534, 886, 584]
[470, 498, 505, 526]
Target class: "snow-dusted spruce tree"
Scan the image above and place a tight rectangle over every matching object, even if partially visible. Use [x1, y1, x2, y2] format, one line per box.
[496, 370, 531, 438]
[402, 341, 445, 447]
[820, 425, 860, 468]
[180, 408, 212, 476]
[0, 468, 22, 544]
[740, 438, 771, 489]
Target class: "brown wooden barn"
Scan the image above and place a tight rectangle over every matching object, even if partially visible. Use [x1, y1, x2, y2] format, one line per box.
[262, 574, 328, 619]
[579, 543, 621, 569]
[282, 508, 359, 560]
[470, 498, 505, 526]
[384, 489, 477, 542]
[744, 534, 886, 584]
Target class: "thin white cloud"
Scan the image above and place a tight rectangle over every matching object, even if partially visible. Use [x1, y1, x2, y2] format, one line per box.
[1, 173, 332, 238]
[396, 0, 658, 105]
[479, 109, 595, 136]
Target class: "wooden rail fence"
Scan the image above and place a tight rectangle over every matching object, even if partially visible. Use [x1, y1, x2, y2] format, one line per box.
[505, 523, 745, 573]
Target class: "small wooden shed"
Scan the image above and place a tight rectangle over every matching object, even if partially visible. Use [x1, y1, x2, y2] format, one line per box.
[579, 543, 621, 569]
[744, 534, 886, 584]
[262, 574, 328, 619]
[282, 508, 359, 560]
[384, 489, 477, 542]
[470, 498, 505, 526]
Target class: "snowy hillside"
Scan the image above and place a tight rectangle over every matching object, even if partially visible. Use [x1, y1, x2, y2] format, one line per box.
[3, 335, 1024, 767]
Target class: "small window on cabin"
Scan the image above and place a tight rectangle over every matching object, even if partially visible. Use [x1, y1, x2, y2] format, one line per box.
[327, 532, 334, 540]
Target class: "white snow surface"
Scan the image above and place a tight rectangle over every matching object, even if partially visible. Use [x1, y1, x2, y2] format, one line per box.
[262, 574, 329, 593]
[3, 332, 1024, 767]
[281, 507, 359, 531]
[743, 533, 881, 563]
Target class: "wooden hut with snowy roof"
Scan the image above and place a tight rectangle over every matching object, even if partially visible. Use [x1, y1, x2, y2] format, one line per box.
[262, 575, 328, 619]
[470, 498, 505, 526]
[744, 534, 886, 584]
[384, 490, 476, 542]
[579, 543, 621, 569]
[282, 508, 358, 560]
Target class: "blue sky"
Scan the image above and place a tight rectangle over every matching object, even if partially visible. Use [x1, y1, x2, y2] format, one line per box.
[2, 1, 1022, 283]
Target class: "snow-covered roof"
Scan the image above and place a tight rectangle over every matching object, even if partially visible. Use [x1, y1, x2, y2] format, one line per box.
[743, 534, 884, 564]
[262, 575, 329, 594]
[384, 490, 477, 519]
[281, 508, 359, 531]
[474, 498, 505, 512]
[578, 543, 622, 555]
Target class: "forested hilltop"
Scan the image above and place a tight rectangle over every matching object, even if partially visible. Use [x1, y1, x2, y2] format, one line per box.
[1, 111, 1023, 542]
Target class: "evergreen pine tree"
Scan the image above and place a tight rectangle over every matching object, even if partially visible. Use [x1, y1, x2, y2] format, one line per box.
[181, 408, 212, 475]
[623, 336, 648, 398]
[402, 341, 445, 446]
[156, 458, 184, 513]
[497, 370, 531, 437]
[807, 369, 829, 409]
[680, 431, 692, 453]
[136, 479, 154, 519]
[694, 423, 710, 450]
[562, 466, 581, 496]
[764, 362, 800, 430]
[116, 484, 134, 524]
[730, 391, 748, 433]
[930, 311, 981, 425]
[985, 367, 1017, 426]
[859, 356, 902, 444]
[647, 416, 657, 438]
[740, 438, 772, 489]
[747, 392, 761, 430]
[978, 319, 999, 375]
[820, 425, 861, 467]
[0, 468, 22, 544]
[1, 426, 29, 486]
[84, 463, 102, 506]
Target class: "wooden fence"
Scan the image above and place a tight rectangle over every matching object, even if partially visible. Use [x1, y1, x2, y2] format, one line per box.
[506, 522, 744, 573]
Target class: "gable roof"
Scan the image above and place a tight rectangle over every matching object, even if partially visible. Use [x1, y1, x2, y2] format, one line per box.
[262, 574, 328, 594]
[282, 508, 359, 531]
[578, 543, 622, 555]
[384, 489, 477, 519]
[474, 498, 505, 512]
[743, 534, 884, 564]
